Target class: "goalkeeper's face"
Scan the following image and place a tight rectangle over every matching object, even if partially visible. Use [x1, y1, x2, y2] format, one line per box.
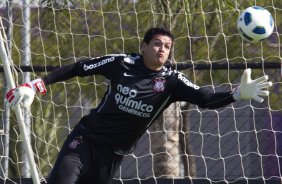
[142, 34, 173, 71]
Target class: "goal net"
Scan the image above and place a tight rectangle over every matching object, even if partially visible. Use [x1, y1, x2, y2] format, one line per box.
[0, 0, 282, 183]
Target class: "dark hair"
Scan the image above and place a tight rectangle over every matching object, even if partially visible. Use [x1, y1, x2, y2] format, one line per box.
[143, 27, 174, 44]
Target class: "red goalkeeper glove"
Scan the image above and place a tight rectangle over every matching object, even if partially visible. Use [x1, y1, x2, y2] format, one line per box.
[5, 79, 47, 109]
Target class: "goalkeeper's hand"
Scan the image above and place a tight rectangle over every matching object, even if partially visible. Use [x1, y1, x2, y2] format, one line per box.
[5, 79, 47, 109]
[232, 68, 272, 103]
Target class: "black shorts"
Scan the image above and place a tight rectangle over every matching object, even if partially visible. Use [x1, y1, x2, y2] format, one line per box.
[47, 127, 124, 184]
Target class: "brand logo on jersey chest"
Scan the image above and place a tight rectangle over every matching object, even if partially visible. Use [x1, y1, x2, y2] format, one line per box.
[153, 77, 166, 92]
[115, 84, 154, 117]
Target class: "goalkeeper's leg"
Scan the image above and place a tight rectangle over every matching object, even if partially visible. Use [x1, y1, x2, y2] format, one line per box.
[47, 127, 123, 184]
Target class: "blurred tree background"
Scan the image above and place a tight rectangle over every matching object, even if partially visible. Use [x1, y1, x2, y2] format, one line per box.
[0, 0, 281, 181]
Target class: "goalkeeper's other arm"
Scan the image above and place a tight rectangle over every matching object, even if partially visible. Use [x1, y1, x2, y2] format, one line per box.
[232, 68, 272, 103]
[5, 79, 47, 109]
[5, 62, 79, 109]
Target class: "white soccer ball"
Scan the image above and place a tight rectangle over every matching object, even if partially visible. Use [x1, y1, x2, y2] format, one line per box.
[237, 6, 274, 43]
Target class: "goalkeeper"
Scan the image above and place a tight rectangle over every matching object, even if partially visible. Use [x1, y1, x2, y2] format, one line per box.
[6, 27, 272, 184]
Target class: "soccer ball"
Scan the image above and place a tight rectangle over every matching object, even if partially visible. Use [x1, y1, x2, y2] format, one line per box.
[237, 6, 274, 43]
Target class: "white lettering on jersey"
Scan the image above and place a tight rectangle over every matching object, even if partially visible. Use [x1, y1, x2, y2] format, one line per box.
[124, 57, 135, 64]
[83, 57, 115, 71]
[124, 54, 140, 64]
[178, 73, 200, 90]
[115, 84, 153, 117]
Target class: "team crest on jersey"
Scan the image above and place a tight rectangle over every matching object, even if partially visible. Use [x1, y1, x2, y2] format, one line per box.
[69, 136, 83, 149]
[153, 77, 166, 92]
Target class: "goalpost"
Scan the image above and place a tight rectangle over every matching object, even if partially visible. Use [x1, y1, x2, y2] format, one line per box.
[0, 0, 282, 183]
[0, 17, 40, 184]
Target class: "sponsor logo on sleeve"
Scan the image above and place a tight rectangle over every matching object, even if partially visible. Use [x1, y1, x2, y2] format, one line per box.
[83, 57, 115, 71]
[178, 73, 200, 90]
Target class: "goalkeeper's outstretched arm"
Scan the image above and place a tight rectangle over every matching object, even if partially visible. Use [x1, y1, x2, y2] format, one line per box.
[198, 68, 272, 109]
[173, 68, 272, 110]
[5, 62, 78, 108]
[5, 55, 116, 108]
[42, 63, 78, 85]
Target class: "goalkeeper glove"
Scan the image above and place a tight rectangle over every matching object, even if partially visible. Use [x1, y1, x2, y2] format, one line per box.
[232, 68, 272, 103]
[5, 79, 47, 109]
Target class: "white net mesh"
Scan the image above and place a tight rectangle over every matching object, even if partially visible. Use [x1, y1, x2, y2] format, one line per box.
[0, 0, 282, 183]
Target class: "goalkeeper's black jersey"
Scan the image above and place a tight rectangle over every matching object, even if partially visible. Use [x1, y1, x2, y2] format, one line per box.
[43, 53, 235, 154]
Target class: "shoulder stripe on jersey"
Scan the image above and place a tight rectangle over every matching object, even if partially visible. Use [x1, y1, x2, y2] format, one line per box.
[87, 54, 127, 60]
[146, 95, 172, 128]
[97, 83, 111, 113]
[105, 54, 127, 57]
